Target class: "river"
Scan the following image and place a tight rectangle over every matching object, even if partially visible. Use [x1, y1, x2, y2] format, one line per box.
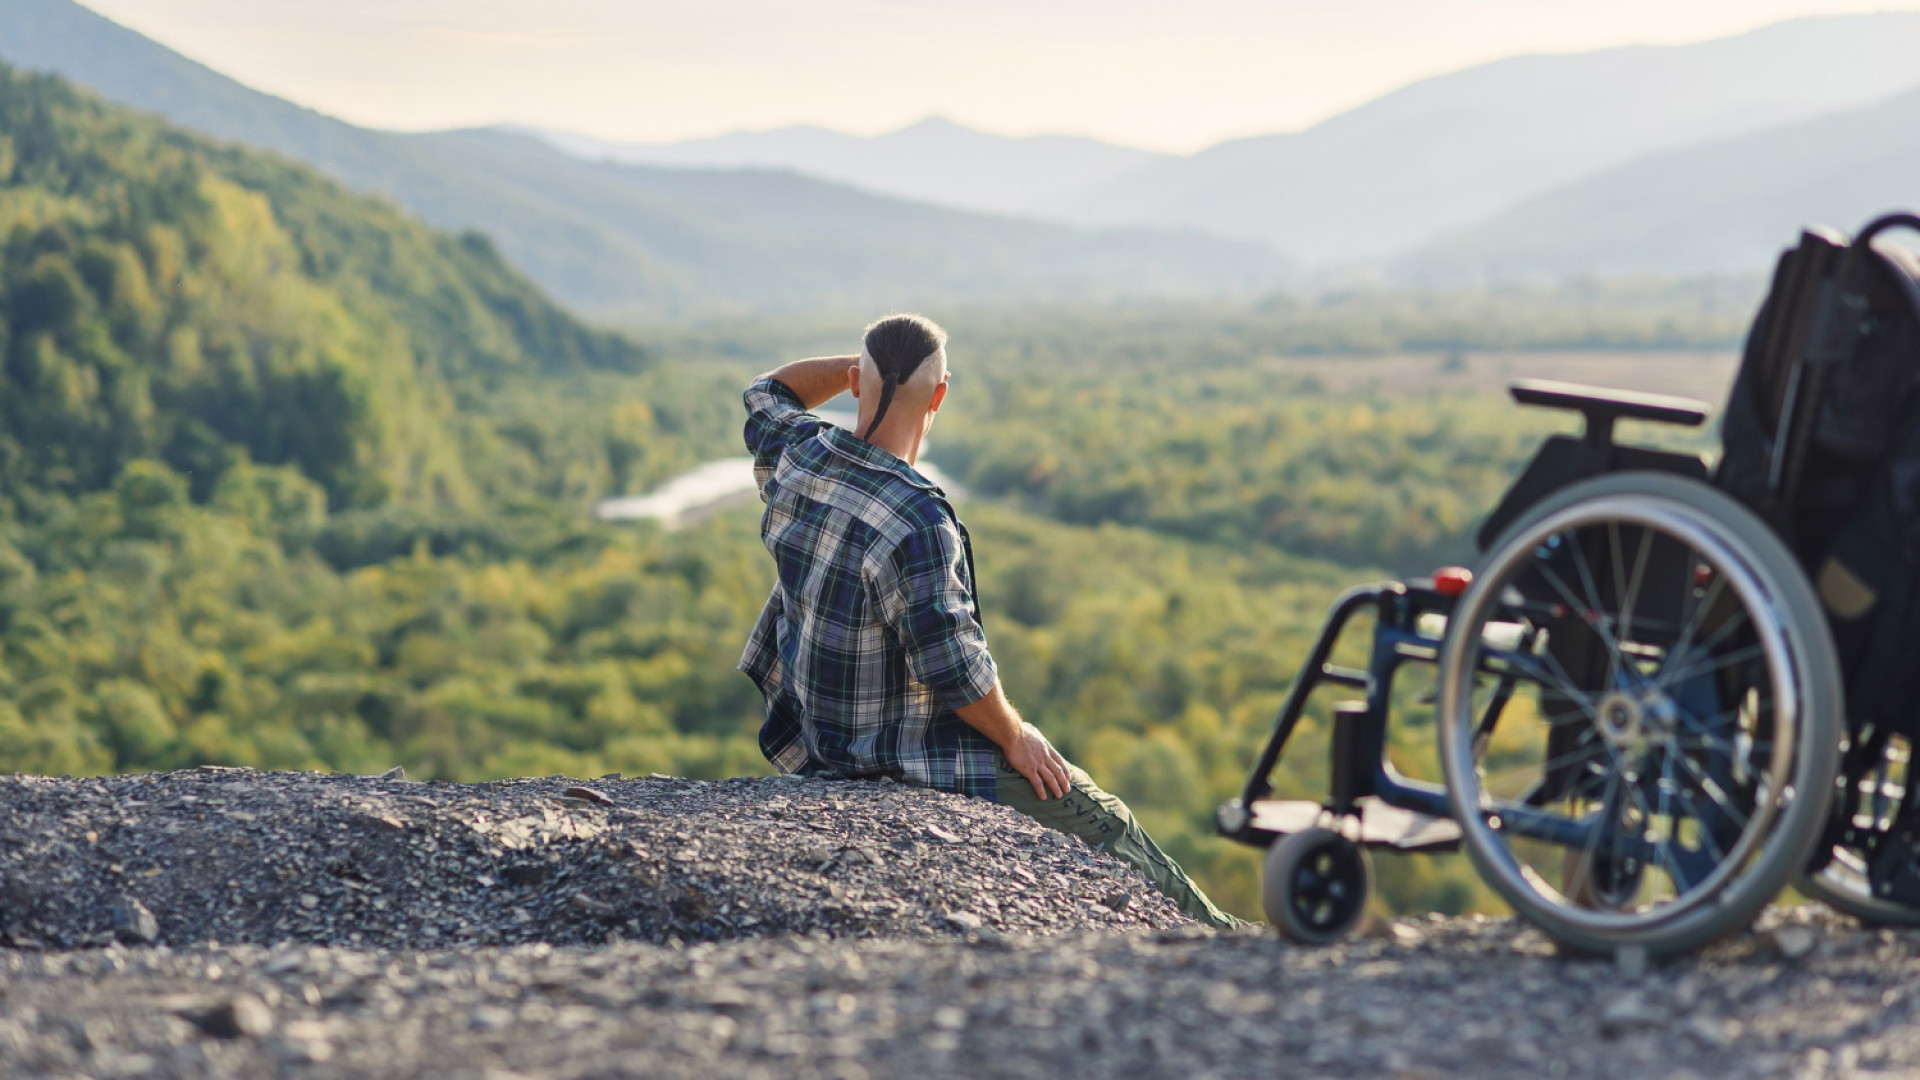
[594, 408, 963, 528]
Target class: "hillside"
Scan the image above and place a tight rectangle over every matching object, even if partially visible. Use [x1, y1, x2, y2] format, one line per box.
[0, 62, 642, 511]
[1395, 84, 1920, 282]
[1041, 13, 1920, 265]
[530, 116, 1167, 220]
[0, 0, 1288, 317]
[0, 61, 759, 798]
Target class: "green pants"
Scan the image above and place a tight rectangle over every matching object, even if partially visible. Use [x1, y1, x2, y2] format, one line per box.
[993, 753, 1240, 929]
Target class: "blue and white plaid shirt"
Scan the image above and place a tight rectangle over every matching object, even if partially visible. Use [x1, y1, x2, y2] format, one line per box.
[738, 377, 1002, 799]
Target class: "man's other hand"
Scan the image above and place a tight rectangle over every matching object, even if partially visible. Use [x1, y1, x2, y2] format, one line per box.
[1006, 721, 1071, 801]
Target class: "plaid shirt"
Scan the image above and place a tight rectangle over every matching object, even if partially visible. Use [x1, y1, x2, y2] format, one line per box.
[738, 377, 1002, 800]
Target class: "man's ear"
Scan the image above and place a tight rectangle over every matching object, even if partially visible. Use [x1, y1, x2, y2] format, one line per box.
[847, 364, 863, 400]
[928, 380, 949, 413]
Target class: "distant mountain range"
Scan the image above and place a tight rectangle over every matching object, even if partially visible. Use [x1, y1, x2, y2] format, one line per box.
[0, 0, 1286, 319]
[1042, 14, 1920, 265]
[1394, 83, 1920, 283]
[528, 117, 1166, 221]
[6, 0, 1919, 298]
[528, 13, 1920, 281]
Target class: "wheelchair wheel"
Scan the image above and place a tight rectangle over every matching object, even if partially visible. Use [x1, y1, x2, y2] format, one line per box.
[1262, 827, 1372, 944]
[1437, 472, 1841, 957]
[1798, 850, 1920, 925]
[1799, 736, 1920, 926]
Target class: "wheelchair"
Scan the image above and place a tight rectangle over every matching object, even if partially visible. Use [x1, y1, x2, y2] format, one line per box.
[1218, 212, 1920, 957]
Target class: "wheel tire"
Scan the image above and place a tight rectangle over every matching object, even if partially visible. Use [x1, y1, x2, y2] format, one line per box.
[1437, 471, 1842, 957]
[1262, 826, 1372, 945]
[1798, 853, 1920, 926]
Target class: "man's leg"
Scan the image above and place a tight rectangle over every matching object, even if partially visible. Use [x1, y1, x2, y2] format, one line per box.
[994, 753, 1241, 929]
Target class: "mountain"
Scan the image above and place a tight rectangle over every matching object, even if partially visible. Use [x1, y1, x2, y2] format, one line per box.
[527, 117, 1167, 220]
[1394, 84, 1920, 283]
[1040, 13, 1920, 266]
[406, 128, 1287, 320]
[0, 0, 1285, 319]
[0, 61, 641, 511]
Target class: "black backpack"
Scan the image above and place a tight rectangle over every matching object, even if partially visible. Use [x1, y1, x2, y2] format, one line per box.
[1718, 213, 1920, 740]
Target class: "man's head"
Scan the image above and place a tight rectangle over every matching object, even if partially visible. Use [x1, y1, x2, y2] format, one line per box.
[850, 313, 949, 449]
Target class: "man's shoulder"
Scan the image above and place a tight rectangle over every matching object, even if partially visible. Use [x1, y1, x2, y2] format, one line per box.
[861, 469, 956, 545]
[792, 435, 954, 540]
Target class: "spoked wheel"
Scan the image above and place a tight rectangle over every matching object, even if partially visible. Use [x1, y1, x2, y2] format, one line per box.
[1262, 826, 1372, 944]
[1438, 472, 1841, 957]
[1799, 734, 1920, 926]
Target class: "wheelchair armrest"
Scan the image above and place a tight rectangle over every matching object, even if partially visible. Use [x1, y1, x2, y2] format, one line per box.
[1510, 379, 1710, 447]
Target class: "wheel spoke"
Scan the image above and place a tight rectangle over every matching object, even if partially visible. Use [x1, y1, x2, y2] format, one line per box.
[1677, 787, 1729, 866]
[1668, 749, 1752, 832]
[1569, 525, 1629, 689]
[1534, 550, 1629, 672]
[1660, 571, 1728, 689]
[1658, 630, 1758, 687]
[1492, 739, 1612, 803]
[1566, 763, 1626, 902]
[1614, 525, 1655, 648]
[1477, 646, 1600, 720]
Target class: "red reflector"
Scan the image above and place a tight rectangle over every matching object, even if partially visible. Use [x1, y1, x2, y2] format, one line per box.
[1433, 566, 1474, 597]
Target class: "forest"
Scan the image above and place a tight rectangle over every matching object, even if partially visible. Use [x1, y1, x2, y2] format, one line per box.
[0, 62, 1752, 919]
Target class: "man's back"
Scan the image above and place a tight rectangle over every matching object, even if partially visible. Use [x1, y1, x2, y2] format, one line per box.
[739, 376, 1001, 797]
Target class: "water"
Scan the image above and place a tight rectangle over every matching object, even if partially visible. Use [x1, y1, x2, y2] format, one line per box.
[595, 408, 963, 528]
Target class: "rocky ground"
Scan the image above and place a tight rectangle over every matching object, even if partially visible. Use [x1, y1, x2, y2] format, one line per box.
[0, 768, 1185, 950]
[2, 770, 1918, 1078]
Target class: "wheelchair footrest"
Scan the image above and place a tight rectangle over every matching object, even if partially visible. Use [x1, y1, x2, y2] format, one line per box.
[1246, 796, 1461, 853]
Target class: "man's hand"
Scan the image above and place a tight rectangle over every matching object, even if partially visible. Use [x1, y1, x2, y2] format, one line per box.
[1004, 720, 1072, 801]
[954, 683, 1071, 801]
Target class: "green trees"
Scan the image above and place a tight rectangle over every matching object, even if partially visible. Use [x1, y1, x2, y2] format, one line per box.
[0, 64, 742, 788]
[0, 64, 649, 515]
[0, 459, 776, 780]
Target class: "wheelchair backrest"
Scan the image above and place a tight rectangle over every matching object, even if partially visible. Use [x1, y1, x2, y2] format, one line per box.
[1717, 213, 1920, 559]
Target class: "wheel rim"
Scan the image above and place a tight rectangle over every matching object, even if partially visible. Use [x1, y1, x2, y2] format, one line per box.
[1289, 838, 1366, 934]
[1439, 492, 1803, 936]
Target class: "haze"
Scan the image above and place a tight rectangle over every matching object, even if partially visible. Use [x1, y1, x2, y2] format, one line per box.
[71, 0, 1920, 152]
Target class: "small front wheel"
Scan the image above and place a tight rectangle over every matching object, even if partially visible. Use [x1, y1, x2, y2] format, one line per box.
[1262, 826, 1372, 944]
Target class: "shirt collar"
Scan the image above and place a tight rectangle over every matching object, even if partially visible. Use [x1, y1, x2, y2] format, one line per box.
[818, 426, 945, 496]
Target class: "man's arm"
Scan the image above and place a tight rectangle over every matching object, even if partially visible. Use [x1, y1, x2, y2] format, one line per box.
[955, 681, 1071, 800]
[757, 355, 857, 410]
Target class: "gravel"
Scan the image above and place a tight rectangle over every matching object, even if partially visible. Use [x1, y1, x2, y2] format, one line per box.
[6, 770, 1919, 1078]
[0, 768, 1188, 949]
[2, 906, 1919, 1078]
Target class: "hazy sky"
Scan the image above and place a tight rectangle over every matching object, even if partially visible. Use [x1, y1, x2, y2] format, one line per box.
[77, 0, 1920, 152]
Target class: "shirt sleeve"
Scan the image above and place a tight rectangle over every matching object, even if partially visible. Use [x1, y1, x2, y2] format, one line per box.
[742, 377, 828, 500]
[869, 513, 999, 707]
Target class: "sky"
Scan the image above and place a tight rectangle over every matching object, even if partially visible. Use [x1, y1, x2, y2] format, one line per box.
[76, 0, 1920, 153]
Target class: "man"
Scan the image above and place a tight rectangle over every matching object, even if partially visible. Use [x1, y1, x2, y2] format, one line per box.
[738, 312, 1237, 929]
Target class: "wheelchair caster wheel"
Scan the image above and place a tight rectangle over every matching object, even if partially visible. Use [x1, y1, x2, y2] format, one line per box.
[1263, 826, 1371, 944]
